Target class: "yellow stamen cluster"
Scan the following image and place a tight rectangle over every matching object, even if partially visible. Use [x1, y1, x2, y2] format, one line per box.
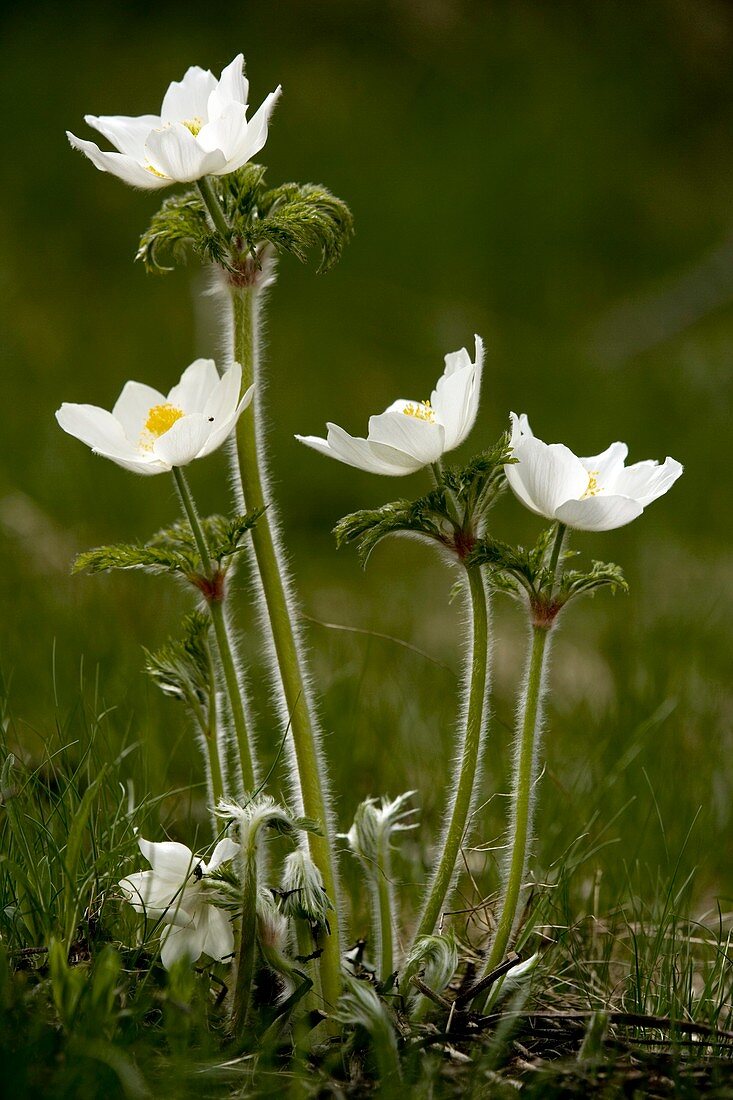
[140, 403, 185, 449]
[403, 400, 436, 424]
[145, 164, 169, 179]
[582, 471, 601, 498]
[183, 117, 204, 136]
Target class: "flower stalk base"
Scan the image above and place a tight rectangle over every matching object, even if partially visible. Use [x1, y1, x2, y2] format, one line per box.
[479, 623, 551, 986]
[172, 467, 256, 794]
[410, 564, 491, 948]
[227, 285, 342, 1012]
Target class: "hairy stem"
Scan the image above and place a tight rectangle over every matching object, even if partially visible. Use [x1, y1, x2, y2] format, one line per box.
[410, 563, 491, 946]
[197, 177, 232, 243]
[187, 687, 224, 819]
[479, 623, 551, 983]
[376, 829, 395, 983]
[205, 646, 225, 807]
[226, 284, 342, 1012]
[232, 841, 258, 1035]
[548, 522, 568, 590]
[172, 467, 255, 794]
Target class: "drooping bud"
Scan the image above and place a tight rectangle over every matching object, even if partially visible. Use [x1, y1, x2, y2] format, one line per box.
[279, 849, 333, 932]
[403, 933, 459, 999]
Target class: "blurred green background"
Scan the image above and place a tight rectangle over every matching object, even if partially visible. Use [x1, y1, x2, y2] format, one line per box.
[1, 0, 731, 921]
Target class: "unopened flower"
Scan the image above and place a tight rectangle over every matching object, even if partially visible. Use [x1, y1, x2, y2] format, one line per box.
[67, 55, 281, 190]
[56, 359, 252, 475]
[505, 413, 682, 532]
[296, 337, 484, 475]
[119, 836, 239, 969]
[279, 849, 333, 931]
[342, 792, 418, 865]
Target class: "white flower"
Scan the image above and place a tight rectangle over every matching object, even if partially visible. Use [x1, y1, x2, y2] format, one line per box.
[67, 54, 281, 190]
[56, 359, 253, 475]
[119, 836, 239, 969]
[295, 336, 484, 476]
[505, 413, 683, 532]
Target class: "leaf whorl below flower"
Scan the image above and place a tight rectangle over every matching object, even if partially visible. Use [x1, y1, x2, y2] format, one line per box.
[73, 511, 262, 584]
[468, 524, 628, 625]
[334, 442, 511, 565]
[143, 610, 211, 706]
[137, 164, 354, 277]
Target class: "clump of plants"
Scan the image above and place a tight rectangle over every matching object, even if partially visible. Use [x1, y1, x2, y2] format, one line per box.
[3, 51, 698, 1092]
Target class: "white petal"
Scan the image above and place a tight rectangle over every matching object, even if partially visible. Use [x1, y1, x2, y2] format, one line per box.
[67, 132, 170, 189]
[332, 423, 429, 473]
[216, 87, 282, 174]
[295, 427, 417, 476]
[368, 409, 446, 466]
[207, 54, 249, 119]
[166, 359, 220, 414]
[578, 441, 628, 489]
[199, 381, 254, 457]
[202, 363, 242, 423]
[119, 873, 195, 926]
[202, 906, 235, 962]
[161, 66, 217, 124]
[555, 495, 645, 531]
[194, 366, 248, 457]
[56, 403, 136, 457]
[509, 411, 534, 448]
[611, 457, 683, 506]
[430, 366, 474, 449]
[198, 101, 249, 160]
[138, 838, 196, 878]
[431, 334, 483, 450]
[119, 870, 176, 913]
[160, 920, 206, 969]
[507, 436, 588, 519]
[84, 114, 160, 158]
[112, 381, 167, 440]
[144, 125, 227, 183]
[206, 838, 240, 872]
[152, 414, 212, 467]
[95, 453, 169, 476]
[504, 458, 544, 515]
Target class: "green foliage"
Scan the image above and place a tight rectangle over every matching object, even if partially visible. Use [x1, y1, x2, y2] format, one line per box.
[334, 976, 401, 1085]
[137, 164, 354, 276]
[136, 190, 226, 273]
[558, 559, 628, 602]
[143, 611, 211, 706]
[334, 493, 451, 566]
[73, 512, 261, 586]
[0, 733, 143, 954]
[240, 179, 354, 273]
[470, 523, 628, 623]
[334, 441, 510, 566]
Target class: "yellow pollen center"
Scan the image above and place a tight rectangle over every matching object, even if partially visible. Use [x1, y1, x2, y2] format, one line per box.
[142, 403, 185, 444]
[403, 399, 436, 423]
[582, 471, 601, 498]
[183, 117, 203, 136]
[145, 164, 169, 179]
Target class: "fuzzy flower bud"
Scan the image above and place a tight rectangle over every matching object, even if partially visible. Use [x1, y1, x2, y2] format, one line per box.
[279, 849, 333, 932]
[403, 933, 459, 997]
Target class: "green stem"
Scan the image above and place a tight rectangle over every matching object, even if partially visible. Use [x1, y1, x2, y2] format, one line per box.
[227, 285, 342, 1011]
[480, 623, 551, 981]
[376, 830, 395, 983]
[172, 467, 255, 793]
[197, 177, 232, 243]
[548, 522, 568, 590]
[232, 842, 258, 1034]
[205, 648, 224, 807]
[186, 688, 224, 815]
[410, 563, 491, 946]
